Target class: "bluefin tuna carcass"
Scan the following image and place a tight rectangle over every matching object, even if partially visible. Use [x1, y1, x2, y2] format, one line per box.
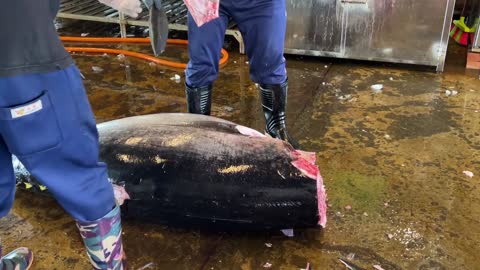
[14, 113, 327, 230]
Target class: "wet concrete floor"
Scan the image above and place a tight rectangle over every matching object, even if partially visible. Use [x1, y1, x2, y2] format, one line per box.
[1, 23, 480, 270]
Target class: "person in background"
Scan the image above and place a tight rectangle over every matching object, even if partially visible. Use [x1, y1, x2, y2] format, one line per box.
[183, 0, 299, 148]
[0, 0, 141, 269]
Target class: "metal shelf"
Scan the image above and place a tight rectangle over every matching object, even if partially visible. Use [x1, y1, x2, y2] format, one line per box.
[57, 0, 245, 53]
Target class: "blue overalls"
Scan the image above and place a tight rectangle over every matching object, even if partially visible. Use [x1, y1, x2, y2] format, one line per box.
[185, 0, 287, 87]
[0, 66, 115, 222]
[0, 0, 125, 268]
[183, 0, 298, 148]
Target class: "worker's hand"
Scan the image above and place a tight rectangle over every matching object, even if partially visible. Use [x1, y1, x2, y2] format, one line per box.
[98, 0, 143, 18]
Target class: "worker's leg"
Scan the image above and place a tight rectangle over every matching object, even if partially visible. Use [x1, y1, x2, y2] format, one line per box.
[0, 65, 124, 269]
[184, 6, 229, 115]
[0, 137, 33, 270]
[0, 137, 15, 218]
[228, 0, 298, 148]
[226, 0, 287, 84]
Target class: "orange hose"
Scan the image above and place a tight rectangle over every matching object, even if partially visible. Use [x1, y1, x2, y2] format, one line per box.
[60, 36, 229, 69]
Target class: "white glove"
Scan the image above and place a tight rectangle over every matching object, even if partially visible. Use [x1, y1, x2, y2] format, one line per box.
[98, 0, 143, 18]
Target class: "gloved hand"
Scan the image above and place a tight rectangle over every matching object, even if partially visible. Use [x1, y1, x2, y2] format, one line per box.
[98, 0, 143, 18]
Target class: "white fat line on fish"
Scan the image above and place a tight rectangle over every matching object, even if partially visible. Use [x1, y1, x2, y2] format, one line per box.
[153, 155, 167, 164]
[124, 137, 143, 145]
[254, 201, 303, 208]
[218, 165, 252, 174]
[116, 154, 167, 164]
[117, 154, 141, 164]
[164, 134, 193, 147]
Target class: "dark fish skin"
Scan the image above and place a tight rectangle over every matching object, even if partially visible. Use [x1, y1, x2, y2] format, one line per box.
[14, 113, 327, 231]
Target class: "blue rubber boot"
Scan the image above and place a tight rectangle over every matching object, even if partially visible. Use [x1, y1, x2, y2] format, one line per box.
[76, 205, 126, 270]
[0, 244, 34, 270]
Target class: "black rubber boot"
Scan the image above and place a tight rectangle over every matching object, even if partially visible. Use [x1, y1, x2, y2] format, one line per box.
[259, 79, 299, 148]
[185, 83, 212, 115]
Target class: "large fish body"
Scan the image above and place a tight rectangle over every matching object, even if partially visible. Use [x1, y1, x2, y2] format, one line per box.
[14, 113, 327, 230]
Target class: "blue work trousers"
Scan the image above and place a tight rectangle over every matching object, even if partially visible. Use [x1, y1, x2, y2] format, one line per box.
[0, 65, 115, 222]
[185, 0, 287, 87]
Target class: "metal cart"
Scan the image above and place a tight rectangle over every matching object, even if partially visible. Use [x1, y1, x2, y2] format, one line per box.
[57, 0, 245, 53]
